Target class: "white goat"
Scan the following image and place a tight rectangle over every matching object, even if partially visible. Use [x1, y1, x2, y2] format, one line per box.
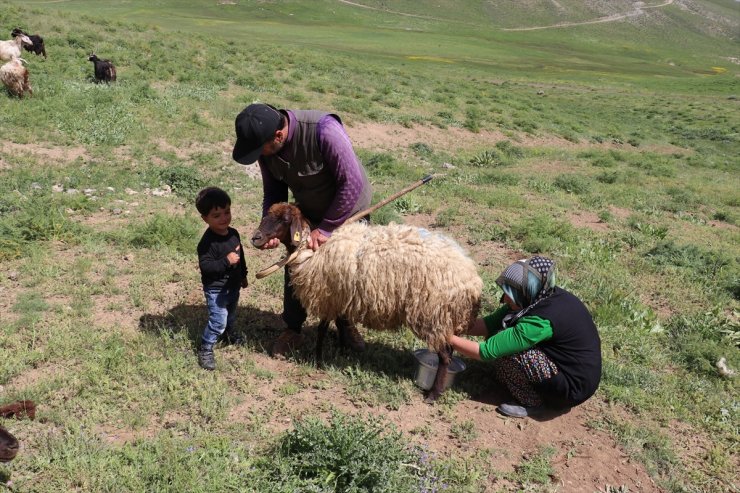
[0, 33, 32, 61]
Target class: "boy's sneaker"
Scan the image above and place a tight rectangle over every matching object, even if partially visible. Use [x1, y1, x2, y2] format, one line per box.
[497, 402, 542, 418]
[271, 329, 305, 358]
[198, 345, 216, 371]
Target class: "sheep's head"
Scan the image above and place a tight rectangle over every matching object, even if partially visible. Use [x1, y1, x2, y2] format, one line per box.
[13, 33, 32, 47]
[10, 27, 24, 37]
[251, 203, 308, 250]
[0, 427, 19, 463]
[87, 53, 98, 62]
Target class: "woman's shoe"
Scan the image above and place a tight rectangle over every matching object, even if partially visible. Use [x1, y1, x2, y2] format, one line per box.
[497, 402, 541, 418]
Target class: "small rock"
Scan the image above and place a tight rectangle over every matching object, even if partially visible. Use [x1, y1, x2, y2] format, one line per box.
[52, 184, 64, 193]
[83, 188, 97, 196]
[30, 182, 42, 190]
[8, 271, 18, 281]
[442, 162, 456, 169]
[66, 188, 79, 195]
[106, 187, 115, 192]
[112, 208, 123, 215]
[125, 188, 138, 195]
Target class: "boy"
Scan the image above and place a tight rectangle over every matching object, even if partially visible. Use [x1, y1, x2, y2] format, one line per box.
[195, 187, 248, 370]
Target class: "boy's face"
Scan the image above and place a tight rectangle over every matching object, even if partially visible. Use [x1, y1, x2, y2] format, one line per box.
[201, 205, 232, 235]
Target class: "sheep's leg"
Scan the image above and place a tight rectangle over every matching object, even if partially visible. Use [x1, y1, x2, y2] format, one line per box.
[315, 320, 330, 369]
[424, 346, 452, 404]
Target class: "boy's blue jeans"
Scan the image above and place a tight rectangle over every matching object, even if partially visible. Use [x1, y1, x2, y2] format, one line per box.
[202, 286, 240, 346]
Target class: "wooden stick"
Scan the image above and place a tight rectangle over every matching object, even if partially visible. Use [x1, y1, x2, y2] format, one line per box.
[345, 174, 434, 224]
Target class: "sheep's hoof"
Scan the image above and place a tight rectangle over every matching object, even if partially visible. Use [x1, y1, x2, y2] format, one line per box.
[423, 393, 439, 405]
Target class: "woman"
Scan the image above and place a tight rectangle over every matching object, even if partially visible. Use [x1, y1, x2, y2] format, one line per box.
[449, 256, 601, 418]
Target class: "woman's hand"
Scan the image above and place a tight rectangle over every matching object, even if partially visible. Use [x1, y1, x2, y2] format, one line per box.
[448, 335, 482, 360]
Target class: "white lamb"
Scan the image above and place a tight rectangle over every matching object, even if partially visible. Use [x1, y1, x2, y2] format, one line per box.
[251, 203, 483, 402]
[0, 33, 32, 61]
[0, 58, 32, 98]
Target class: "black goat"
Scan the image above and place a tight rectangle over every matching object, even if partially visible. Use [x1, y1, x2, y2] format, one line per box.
[11, 28, 46, 58]
[88, 52, 116, 83]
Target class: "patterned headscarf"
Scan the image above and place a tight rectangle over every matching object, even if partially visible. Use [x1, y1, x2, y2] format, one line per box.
[496, 256, 556, 325]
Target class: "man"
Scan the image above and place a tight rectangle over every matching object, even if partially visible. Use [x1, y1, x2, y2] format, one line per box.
[232, 103, 372, 357]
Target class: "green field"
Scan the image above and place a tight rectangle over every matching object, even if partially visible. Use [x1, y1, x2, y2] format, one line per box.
[0, 0, 738, 491]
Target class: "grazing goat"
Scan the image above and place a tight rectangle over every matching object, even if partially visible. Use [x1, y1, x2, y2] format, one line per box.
[251, 203, 482, 403]
[11, 28, 46, 58]
[0, 32, 32, 61]
[0, 400, 35, 463]
[0, 57, 32, 98]
[88, 52, 116, 83]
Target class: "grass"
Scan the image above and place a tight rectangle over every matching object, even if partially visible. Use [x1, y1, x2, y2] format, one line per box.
[0, 0, 738, 491]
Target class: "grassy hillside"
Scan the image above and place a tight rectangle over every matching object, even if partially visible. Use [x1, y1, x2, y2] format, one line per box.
[0, 0, 738, 491]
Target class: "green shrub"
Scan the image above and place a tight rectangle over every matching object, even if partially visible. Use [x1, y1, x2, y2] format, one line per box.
[495, 140, 524, 159]
[469, 149, 504, 168]
[409, 142, 434, 158]
[647, 241, 729, 274]
[362, 152, 408, 178]
[667, 309, 740, 378]
[553, 174, 591, 195]
[157, 165, 205, 198]
[259, 412, 451, 493]
[0, 197, 86, 259]
[120, 213, 200, 253]
[511, 214, 577, 254]
[596, 171, 620, 184]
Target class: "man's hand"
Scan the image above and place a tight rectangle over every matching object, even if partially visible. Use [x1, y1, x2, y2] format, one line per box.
[241, 277, 249, 288]
[308, 229, 329, 251]
[226, 245, 241, 265]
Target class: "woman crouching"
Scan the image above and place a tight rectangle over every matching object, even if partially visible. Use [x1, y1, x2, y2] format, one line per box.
[448, 256, 602, 418]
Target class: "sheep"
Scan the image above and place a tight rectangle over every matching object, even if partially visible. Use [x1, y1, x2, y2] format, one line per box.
[88, 52, 116, 83]
[0, 32, 32, 61]
[11, 28, 46, 58]
[251, 203, 482, 403]
[0, 57, 32, 98]
[0, 400, 35, 463]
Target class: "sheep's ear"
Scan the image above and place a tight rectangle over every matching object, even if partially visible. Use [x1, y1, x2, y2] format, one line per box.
[289, 214, 303, 247]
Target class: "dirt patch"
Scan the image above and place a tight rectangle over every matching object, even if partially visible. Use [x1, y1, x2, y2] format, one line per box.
[345, 121, 686, 157]
[154, 138, 233, 161]
[568, 210, 610, 232]
[6, 363, 71, 391]
[0, 141, 89, 163]
[220, 350, 661, 492]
